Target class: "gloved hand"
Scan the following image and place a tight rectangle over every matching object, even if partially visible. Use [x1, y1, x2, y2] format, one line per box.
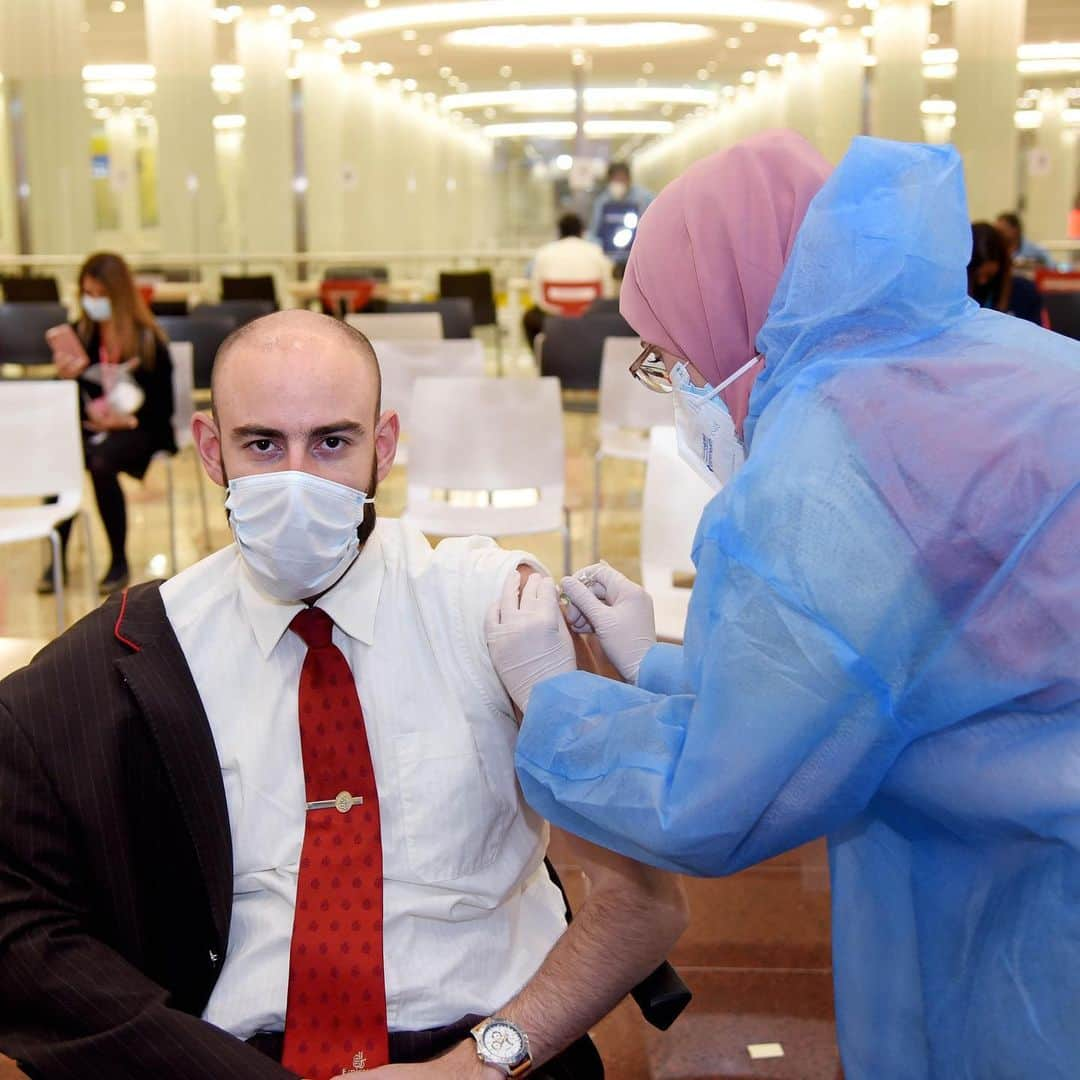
[485, 571, 576, 715]
[560, 562, 656, 684]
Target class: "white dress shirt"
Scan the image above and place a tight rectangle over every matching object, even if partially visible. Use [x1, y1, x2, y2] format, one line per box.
[160, 519, 567, 1040]
[530, 236, 613, 313]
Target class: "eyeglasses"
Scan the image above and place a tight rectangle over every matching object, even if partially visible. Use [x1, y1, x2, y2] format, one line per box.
[628, 342, 673, 394]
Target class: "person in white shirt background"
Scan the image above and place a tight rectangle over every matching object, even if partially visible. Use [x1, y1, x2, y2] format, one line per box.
[174, 309, 688, 1078]
[522, 213, 614, 350]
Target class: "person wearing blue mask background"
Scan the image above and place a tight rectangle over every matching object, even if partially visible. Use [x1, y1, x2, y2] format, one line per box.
[486, 131, 1080, 1078]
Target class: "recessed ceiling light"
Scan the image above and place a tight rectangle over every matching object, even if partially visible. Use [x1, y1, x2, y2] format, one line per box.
[109, 1, 126, 13]
[365, 0, 380, 7]
[726, 36, 741, 48]
[741, 20, 756, 32]
[447, 23, 715, 50]
[642, 61, 655, 73]
[403, 77, 418, 90]
[696, 68, 708, 79]
[402, 28, 417, 40]
[927, 32, 940, 44]
[439, 65, 453, 77]
[499, 64, 512, 77]
[637, 77, 648, 87]
[418, 42, 433, 55]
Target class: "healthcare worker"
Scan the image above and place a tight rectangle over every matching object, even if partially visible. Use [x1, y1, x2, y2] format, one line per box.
[486, 132, 1080, 1078]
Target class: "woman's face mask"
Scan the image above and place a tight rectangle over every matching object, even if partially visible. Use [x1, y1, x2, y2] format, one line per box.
[225, 470, 374, 602]
[670, 355, 761, 491]
[82, 294, 112, 322]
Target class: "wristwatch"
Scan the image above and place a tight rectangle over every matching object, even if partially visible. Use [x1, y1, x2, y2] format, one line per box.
[469, 1017, 533, 1077]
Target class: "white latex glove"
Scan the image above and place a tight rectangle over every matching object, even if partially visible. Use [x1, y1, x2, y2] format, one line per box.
[485, 571, 576, 715]
[560, 562, 656, 684]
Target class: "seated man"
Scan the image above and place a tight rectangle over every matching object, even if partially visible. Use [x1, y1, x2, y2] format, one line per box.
[523, 213, 613, 350]
[0, 311, 688, 1080]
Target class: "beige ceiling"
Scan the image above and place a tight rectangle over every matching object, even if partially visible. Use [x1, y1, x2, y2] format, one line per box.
[82, 0, 1080, 139]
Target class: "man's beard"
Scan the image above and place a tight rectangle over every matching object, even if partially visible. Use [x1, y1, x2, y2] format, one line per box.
[221, 459, 380, 549]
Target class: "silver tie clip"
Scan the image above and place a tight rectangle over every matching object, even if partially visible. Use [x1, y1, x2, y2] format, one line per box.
[307, 790, 364, 814]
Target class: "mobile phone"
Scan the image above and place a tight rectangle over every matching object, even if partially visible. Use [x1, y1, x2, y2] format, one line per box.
[45, 323, 89, 363]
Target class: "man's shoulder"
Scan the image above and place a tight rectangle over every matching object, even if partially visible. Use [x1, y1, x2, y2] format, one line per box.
[159, 545, 241, 628]
[0, 582, 164, 710]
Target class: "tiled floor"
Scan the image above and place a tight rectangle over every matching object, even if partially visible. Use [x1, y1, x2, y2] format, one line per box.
[0, 347, 842, 1078]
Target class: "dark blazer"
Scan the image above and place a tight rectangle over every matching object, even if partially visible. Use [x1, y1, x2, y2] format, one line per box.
[0, 584, 294, 1079]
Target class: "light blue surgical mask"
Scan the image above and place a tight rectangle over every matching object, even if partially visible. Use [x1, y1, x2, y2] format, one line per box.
[671, 355, 761, 491]
[82, 294, 112, 322]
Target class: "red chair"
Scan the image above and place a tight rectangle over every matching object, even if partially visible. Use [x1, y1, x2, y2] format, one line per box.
[1035, 269, 1080, 339]
[137, 283, 155, 306]
[320, 278, 377, 318]
[541, 280, 603, 318]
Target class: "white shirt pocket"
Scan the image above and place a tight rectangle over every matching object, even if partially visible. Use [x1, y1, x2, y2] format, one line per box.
[393, 727, 515, 883]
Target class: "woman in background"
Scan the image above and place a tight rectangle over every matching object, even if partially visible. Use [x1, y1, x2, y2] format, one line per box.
[44, 251, 174, 595]
[967, 220, 1044, 324]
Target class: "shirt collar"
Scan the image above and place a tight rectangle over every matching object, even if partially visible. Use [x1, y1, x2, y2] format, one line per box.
[237, 529, 385, 659]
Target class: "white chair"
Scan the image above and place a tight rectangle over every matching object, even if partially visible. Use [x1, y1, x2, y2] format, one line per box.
[346, 311, 443, 341]
[593, 337, 674, 560]
[641, 426, 716, 644]
[403, 376, 571, 574]
[0, 381, 95, 631]
[371, 339, 486, 467]
[153, 342, 211, 575]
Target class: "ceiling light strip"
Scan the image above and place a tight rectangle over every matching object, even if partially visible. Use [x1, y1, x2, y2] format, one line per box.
[336, 1, 826, 38]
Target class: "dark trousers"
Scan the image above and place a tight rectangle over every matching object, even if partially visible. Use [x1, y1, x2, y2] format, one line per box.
[247, 1017, 604, 1077]
[55, 428, 155, 572]
[523, 306, 546, 351]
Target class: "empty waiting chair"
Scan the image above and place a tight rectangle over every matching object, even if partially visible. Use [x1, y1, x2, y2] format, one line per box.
[191, 299, 275, 328]
[346, 311, 443, 341]
[641, 426, 716, 643]
[157, 313, 238, 390]
[1, 275, 61, 303]
[539, 310, 636, 390]
[371, 338, 486, 465]
[387, 298, 474, 339]
[221, 274, 278, 308]
[593, 337, 675, 560]
[0, 381, 96, 631]
[0, 302, 70, 367]
[403, 375, 571, 574]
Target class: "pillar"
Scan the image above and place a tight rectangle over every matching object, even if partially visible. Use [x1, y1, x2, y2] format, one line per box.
[818, 28, 866, 164]
[872, 0, 931, 142]
[299, 48, 345, 255]
[952, 0, 1026, 218]
[236, 10, 294, 256]
[1025, 91, 1077, 244]
[0, 0, 93, 254]
[145, 0, 221, 259]
[782, 54, 821, 145]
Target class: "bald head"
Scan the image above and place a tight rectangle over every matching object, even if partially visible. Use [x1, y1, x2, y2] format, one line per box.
[212, 308, 380, 415]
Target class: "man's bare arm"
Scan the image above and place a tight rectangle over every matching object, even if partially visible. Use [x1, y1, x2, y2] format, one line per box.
[436, 835, 689, 1076]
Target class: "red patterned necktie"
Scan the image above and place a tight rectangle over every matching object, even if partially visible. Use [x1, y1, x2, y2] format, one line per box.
[282, 607, 388, 1079]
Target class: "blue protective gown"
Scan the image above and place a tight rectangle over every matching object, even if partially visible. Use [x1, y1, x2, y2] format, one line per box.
[516, 138, 1080, 1079]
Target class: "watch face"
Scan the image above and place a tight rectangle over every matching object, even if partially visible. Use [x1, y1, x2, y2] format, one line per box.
[481, 1020, 526, 1064]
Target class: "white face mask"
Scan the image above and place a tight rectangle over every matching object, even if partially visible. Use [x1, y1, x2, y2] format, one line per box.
[82, 294, 112, 322]
[671, 355, 761, 491]
[225, 470, 374, 602]
[608, 180, 629, 201]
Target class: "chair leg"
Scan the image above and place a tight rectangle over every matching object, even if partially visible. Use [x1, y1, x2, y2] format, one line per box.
[50, 529, 64, 633]
[166, 456, 178, 576]
[193, 450, 211, 553]
[592, 453, 603, 563]
[81, 510, 97, 596]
